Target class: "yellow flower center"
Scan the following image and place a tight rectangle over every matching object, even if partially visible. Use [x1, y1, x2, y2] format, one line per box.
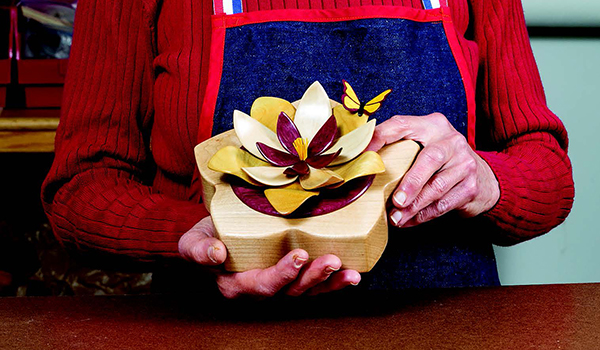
[293, 138, 309, 161]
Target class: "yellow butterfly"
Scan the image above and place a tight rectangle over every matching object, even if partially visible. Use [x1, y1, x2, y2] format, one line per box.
[341, 80, 392, 117]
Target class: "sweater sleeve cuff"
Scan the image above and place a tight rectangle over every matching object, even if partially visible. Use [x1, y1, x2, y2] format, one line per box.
[475, 150, 520, 229]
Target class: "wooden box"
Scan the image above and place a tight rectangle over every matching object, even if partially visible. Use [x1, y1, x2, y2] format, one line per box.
[195, 130, 419, 272]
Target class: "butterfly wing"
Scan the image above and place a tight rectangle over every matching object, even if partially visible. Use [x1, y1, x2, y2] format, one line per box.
[341, 80, 362, 113]
[362, 88, 392, 116]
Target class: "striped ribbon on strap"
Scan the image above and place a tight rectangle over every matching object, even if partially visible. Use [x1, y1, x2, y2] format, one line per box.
[214, 0, 441, 14]
[422, 0, 443, 9]
[213, 0, 244, 15]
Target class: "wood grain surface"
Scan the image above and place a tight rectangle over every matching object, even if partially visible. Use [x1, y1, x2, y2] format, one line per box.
[1, 283, 599, 350]
[0, 131, 56, 152]
[195, 130, 419, 272]
[0, 118, 59, 130]
[0, 109, 59, 152]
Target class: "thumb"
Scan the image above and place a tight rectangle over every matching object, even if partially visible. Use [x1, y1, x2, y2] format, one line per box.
[178, 216, 227, 266]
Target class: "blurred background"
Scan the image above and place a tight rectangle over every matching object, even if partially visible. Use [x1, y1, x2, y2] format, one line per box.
[0, 0, 598, 296]
[494, 0, 600, 285]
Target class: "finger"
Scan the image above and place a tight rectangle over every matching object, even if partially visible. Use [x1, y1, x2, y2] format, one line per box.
[390, 163, 466, 227]
[216, 249, 308, 299]
[179, 235, 227, 266]
[178, 219, 227, 266]
[306, 270, 361, 296]
[365, 115, 431, 152]
[194, 216, 219, 238]
[401, 178, 474, 228]
[392, 142, 453, 210]
[285, 254, 342, 296]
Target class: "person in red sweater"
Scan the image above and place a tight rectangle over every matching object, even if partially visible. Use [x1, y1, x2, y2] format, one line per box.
[42, 0, 574, 298]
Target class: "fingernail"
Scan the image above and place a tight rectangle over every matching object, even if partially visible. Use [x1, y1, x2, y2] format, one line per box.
[293, 255, 307, 269]
[350, 281, 360, 286]
[394, 191, 407, 207]
[207, 245, 218, 264]
[324, 266, 339, 274]
[390, 210, 403, 227]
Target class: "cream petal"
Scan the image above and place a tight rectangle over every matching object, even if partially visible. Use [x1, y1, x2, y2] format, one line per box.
[233, 110, 285, 160]
[264, 183, 319, 215]
[293, 81, 333, 142]
[299, 166, 344, 190]
[242, 166, 298, 187]
[292, 99, 340, 109]
[328, 151, 385, 184]
[250, 97, 296, 133]
[208, 146, 270, 186]
[328, 119, 376, 166]
[333, 104, 368, 137]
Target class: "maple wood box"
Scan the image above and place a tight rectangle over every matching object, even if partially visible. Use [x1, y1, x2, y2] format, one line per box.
[17, 58, 67, 108]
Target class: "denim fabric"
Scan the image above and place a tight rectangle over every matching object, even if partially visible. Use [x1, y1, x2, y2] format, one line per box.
[361, 217, 500, 290]
[212, 17, 499, 289]
[212, 18, 468, 137]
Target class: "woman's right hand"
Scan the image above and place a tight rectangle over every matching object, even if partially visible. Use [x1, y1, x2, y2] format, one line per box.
[178, 216, 361, 299]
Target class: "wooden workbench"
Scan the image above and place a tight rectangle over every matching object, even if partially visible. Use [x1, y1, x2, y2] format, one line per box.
[0, 283, 598, 349]
[0, 108, 59, 152]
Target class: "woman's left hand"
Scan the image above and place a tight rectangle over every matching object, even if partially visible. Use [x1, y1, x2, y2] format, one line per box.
[366, 113, 500, 228]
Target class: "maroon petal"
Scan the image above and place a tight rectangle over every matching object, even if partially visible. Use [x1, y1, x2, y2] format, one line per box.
[277, 112, 301, 157]
[308, 115, 338, 156]
[284, 161, 309, 176]
[256, 142, 299, 167]
[306, 148, 343, 169]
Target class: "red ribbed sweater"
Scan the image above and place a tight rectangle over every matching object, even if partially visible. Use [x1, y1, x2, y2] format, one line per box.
[41, 0, 574, 261]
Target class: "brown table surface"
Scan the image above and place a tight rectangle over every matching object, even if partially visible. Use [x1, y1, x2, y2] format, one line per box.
[1, 283, 599, 349]
[0, 108, 59, 152]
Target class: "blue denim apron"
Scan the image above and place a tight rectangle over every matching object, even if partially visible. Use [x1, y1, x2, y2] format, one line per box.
[199, 4, 500, 289]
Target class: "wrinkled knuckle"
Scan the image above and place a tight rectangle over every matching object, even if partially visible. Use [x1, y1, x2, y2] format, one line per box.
[464, 157, 477, 173]
[431, 177, 448, 194]
[407, 200, 421, 215]
[423, 145, 446, 164]
[403, 173, 423, 191]
[449, 133, 466, 148]
[414, 210, 428, 224]
[429, 112, 447, 125]
[436, 198, 451, 213]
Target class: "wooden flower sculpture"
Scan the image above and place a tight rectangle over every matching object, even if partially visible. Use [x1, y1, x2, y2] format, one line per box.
[208, 81, 386, 215]
[194, 81, 420, 272]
